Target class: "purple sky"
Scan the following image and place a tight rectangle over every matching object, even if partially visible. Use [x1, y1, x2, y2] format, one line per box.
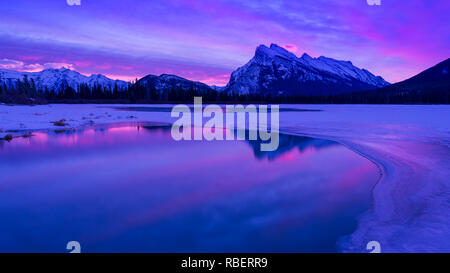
[0, 0, 448, 85]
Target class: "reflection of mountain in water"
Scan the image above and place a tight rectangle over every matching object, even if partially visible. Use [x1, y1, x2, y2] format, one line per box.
[142, 125, 172, 132]
[247, 134, 337, 161]
[141, 125, 338, 161]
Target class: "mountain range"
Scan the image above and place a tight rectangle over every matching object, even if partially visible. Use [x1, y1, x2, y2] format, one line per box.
[0, 44, 390, 96]
[0, 67, 129, 91]
[0, 44, 448, 100]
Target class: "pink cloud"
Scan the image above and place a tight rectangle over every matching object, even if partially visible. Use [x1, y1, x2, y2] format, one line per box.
[281, 44, 299, 54]
[1, 0, 448, 85]
[0, 58, 74, 72]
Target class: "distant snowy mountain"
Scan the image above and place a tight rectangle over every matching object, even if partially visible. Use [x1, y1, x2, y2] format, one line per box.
[225, 44, 390, 96]
[138, 74, 212, 93]
[0, 68, 129, 91]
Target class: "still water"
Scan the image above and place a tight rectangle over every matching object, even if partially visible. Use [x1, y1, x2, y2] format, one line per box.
[0, 124, 379, 252]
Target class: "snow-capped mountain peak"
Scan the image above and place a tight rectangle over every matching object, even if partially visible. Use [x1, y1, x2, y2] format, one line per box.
[0, 68, 129, 91]
[255, 44, 298, 64]
[225, 43, 390, 95]
[300, 53, 314, 61]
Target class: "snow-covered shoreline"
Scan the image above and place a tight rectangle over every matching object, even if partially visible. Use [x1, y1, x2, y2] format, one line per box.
[1, 103, 449, 252]
[279, 105, 450, 252]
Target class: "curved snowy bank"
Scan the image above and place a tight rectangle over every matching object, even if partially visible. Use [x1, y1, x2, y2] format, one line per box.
[340, 138, 450, 253]
[279, 106, 450, 253]
[1, 104, 449, 252]
[283, 129, 450, 252]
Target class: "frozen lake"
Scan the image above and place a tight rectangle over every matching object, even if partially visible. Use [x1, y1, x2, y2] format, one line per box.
[0, 124, 379, 252]
[0, 103, 449, 252]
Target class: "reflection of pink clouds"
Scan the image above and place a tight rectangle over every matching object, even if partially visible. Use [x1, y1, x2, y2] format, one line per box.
[1, 125, 380, 245]
[278, 147, 315, 162]
[264, 162, 378, 233]
[336, 164, 376, 190]
[115, 145, 321, 230]
[113, 144, 379, 240]
[118, 157, 288, 233]
[1, 126, 145, 151]
[107, 126, 139, 133]
[30, 132, 49, 142]
[1, 132, 49, 151]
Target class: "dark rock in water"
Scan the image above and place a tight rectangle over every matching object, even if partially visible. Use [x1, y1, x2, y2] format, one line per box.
[52, 119, 69, 126]
[22, 132, 33, 138]
[3, 134, 13, 141]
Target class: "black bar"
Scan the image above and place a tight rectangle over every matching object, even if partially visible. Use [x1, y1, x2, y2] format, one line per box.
[0, 253, 448, 272]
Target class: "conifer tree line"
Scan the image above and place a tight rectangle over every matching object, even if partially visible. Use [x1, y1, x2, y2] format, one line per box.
[0, 75, 448, 104]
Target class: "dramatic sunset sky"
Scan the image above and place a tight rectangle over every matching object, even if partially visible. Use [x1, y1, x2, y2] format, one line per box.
[0, 0, 448, 85]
